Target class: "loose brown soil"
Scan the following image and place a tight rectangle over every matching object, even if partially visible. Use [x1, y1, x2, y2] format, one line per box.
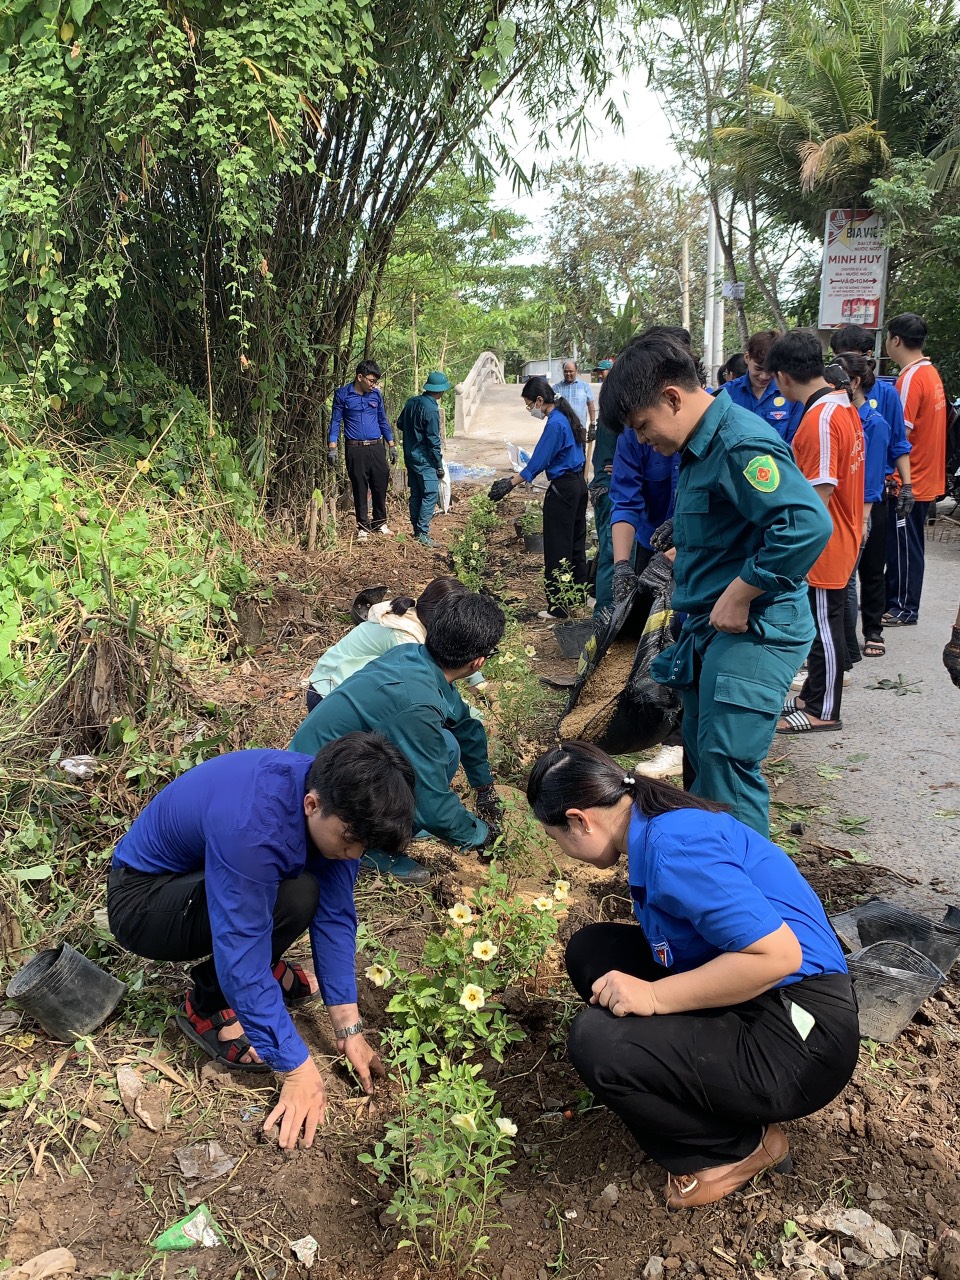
[1, 484, 955, 1280]
[559, 639, 638, 740]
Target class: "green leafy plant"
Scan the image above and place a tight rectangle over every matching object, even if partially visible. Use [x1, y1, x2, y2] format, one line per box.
[358, 1055, 517, 1271]
[546, 559, 590, 618]
[516, 502, 543, 535]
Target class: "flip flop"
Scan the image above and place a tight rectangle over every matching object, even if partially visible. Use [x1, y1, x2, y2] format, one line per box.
[863, 638, 885, 657]
[176, 991, 271, 1074]
[781, 696, 804, 715]
[272, 959, 319, 1007]
[881, 613, 916, 627]
[776, 710, 842, 734]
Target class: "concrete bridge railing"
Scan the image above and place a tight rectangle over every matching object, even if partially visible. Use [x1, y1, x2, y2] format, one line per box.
[454, 351, 505, 436]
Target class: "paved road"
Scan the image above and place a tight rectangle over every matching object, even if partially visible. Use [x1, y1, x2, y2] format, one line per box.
[783, 524, 960, 909]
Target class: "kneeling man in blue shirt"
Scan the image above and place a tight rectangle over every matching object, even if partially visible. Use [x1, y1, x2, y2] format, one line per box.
[107, 733, 416, 1150]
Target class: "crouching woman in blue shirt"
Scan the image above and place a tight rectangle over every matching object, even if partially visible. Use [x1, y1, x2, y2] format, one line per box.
[107, 733, 416, 1150]
[488, 376, 588, 620]
[527, 740, 859, 1209]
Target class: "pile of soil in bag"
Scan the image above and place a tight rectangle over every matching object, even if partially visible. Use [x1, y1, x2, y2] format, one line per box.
[559, 638, 639, 739]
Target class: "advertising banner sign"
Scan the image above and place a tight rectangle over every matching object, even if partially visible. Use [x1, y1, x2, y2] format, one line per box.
[818, 208, 888, 330]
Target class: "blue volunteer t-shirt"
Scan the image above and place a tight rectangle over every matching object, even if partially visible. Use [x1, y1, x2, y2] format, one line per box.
[626, 807, 846, 983]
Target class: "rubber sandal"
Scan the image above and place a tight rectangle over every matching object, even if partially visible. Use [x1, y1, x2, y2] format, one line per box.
[360, 850, 431, 886]
[881, 613, 916, 627]
[776, 710, 842, 734]
[272, 959, 318, 1007]
[176, 991, 271, 1073]
[863, 638, 885, 657]
[781, 696, 804, 715]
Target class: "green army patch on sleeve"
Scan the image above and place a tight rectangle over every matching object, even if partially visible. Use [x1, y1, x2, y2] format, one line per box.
[743, 454, 780, 493]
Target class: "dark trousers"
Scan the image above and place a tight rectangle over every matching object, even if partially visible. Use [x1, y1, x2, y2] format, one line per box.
[858, 498, 889, 640]
[543, 470, 588, 615]
[800, 586, 846, 722]
[107, 864, 319, 1015]
[345, 441, 389, 531]
[842, 554, 863, 670]
[885, 498, 929, 623]
[565, 923, 859, 1174]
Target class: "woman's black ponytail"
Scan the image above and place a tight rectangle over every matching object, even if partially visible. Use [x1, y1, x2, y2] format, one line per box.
[520, 376, 586, 447]
[526, 740, 725, 828]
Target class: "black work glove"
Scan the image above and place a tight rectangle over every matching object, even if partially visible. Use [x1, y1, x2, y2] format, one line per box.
[474, 783, 503, 825]
[389, 446, 398, 466]
[475, 821, 502, 859]
[612, 558, 638, 606]
[327, 446, 338, 467]
[650, 519, 674, 553]
[637, 551, 674, 594]
[896, 483, 915, 518]
[436, 465, 445, 479]
[488, 476, 514, 502]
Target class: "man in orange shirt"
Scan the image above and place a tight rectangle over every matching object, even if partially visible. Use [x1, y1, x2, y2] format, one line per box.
[766, 331, 864, 732]
[884, 313, 947, 625]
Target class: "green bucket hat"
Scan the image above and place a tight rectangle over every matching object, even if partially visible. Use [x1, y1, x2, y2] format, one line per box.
[423, 371, 452, 393]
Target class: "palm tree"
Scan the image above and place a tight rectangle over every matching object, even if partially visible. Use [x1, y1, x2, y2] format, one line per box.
[715, 0, 944, 234]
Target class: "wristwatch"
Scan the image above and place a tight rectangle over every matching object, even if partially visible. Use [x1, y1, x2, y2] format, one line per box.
[334, 1019, 364, 1040]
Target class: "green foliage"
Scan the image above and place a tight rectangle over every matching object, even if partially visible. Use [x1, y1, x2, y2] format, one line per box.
[543, 162, 708, 357]
[0, 390, 253, 691]
[1, 0, 621, 505]
[363, 864, 559, 1064]
[450, 492, 498, 590]
[358, 1055, 516, 1271]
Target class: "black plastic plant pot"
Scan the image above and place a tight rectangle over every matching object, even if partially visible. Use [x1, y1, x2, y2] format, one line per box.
[846, 940, 945, 1044]
[522, 532, 544, 554]
[6, 943, 126, 1041]
[830, 898, 960, 975]
[554, 619, 595, 660]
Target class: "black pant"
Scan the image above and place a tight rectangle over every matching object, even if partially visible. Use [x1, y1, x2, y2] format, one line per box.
[858, 498, 889, 640]
[107, 864, 319, 1015]
[543, 470, 588, 615]
[305, 689, 323, 713]
[565, 923, 859, 1174]
[799, 585, 846, 721]
[345, 441, 389, 531]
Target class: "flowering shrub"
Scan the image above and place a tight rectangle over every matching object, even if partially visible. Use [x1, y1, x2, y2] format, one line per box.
[364, 865, 560, 1062]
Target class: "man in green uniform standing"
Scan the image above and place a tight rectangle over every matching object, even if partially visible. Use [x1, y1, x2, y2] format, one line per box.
[600, 336, 831, 836]
[398, 371, 451, 547]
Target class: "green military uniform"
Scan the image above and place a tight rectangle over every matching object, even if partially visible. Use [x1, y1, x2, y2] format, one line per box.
[650, 395, 832, 836]
[398, 392, 444, 541]
[290, 642, 490, 848]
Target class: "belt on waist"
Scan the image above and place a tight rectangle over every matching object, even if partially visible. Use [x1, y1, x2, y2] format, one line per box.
[345, 439, 385, 448]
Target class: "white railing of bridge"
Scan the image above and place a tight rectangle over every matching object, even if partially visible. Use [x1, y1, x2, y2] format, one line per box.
[454, 351, 505, 437]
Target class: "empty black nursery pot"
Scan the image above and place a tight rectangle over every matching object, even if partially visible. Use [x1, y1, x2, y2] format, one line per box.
[5, 943, 125, 1041]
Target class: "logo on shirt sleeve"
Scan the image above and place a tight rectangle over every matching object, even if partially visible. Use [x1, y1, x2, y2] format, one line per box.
[743, 454, 780, 492]
[651, 938, 673, 968]
[773, 396, 786, 406]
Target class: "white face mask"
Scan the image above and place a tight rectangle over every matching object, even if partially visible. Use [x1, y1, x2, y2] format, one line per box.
[530, 405, 546, 420]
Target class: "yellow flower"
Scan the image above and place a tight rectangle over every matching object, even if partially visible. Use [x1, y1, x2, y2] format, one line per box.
[532, 896, 553, 913]
[452, 1112, 479, 1134]
[502, 680, 515, 690]
[495, 1117, 518, 1137]
[459, 983, 486, 1012]
[135, 459, 151, 474]
[448, 902, 474, 926]
[560, 572, 571, 583]
[364, 963, 391, 987]
[472, 939, 498, 962]
[524, 645, 536, 657]
[553, 880, 570, 902]
[472, 541, 480, 551]
[501, 651, 516, 663]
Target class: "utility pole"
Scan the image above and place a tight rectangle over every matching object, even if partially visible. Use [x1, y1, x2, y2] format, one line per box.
[547, 308, 553, 381]
[681, 235, 691, 333]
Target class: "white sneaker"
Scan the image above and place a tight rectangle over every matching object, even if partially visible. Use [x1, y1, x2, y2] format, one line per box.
[376, 523, 392, 536]
[357, 528, 369, 542]
[789, 672, 805, 692]
[843, 670, 852, 687]
[635, 744, 684, 779]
